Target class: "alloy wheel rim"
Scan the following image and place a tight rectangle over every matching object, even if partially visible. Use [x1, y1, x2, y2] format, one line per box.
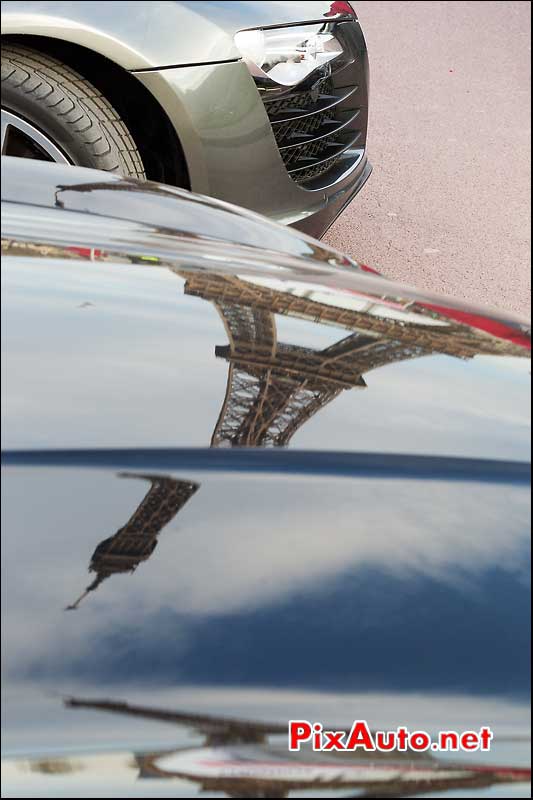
[1, 108, 70, 163]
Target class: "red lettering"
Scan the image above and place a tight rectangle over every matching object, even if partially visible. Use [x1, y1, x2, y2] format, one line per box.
[440, 731, 459, 751]
[323, 731, 346, 751]
[461, 731, 480, 751]
[375, 730, 396, 751]
[289, 721, 312, 751]
[313, 723, 323, 750]
[479, 727, 493, 751]
[346, 721, 375, 750]
[410, 731, 431, 751]
[396, 727, 409, 751]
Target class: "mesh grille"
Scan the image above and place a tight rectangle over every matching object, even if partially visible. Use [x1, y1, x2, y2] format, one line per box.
[273, 107, 338, 147]
[263, 76, 334, 118]
[290, 154, 345, 184]
[259, 24, 367, 188]
[282, 135, 341, 170]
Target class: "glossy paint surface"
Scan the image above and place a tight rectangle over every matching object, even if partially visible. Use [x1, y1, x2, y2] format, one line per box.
[2, 254, 530, 459]
[1, 1, 344, 69]
[1, 463, 531, 797]
[1, 159, 530, 459]
[1, 158, 530, 797]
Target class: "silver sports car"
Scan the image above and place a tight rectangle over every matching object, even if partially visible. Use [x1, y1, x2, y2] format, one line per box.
[1, 0, 371, 237]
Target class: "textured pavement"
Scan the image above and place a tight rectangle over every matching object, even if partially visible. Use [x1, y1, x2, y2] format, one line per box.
[325, 1, 531, 316]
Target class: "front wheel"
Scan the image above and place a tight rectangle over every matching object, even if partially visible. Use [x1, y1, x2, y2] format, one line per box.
[1, 43, 145, 178]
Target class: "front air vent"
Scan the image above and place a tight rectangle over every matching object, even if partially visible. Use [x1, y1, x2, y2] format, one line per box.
[260, 22, 368, 190]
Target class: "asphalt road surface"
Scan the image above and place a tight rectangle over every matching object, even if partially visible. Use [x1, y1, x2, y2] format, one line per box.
[325, 1, 531, 317]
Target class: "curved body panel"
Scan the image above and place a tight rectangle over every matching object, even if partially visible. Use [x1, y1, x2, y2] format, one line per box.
[1, 158, 530, 797]
[1, 1, 340, 69]
[133, 58, 371, 226]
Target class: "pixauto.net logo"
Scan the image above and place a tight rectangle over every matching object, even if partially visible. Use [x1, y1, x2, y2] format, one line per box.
[288, 720, 494, 753]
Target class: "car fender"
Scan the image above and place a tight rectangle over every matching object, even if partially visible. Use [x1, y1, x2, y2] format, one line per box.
[1, 1, 344, 70]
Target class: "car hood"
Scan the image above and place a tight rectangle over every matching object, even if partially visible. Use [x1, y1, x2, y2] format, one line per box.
[1, 158, 531, 797]
[1, 157, 530, 459]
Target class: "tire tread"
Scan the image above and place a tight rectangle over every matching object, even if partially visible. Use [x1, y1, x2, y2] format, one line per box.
[1, 43, 145, 177]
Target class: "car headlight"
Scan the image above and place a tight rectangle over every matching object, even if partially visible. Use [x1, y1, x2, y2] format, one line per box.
[235, 24, 344, 87]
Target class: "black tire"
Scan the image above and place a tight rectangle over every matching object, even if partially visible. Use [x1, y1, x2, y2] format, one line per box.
[1, 43, 145, 178]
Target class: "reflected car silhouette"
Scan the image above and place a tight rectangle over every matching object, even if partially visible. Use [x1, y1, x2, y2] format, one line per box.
[58, 697, 529, 798]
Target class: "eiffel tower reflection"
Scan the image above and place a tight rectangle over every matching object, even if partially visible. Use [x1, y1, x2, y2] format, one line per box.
[63, 696, 519, 799]
[62, 258, 528, 608]
[179, 271, 512, 447]
[66, 474, 198, 610]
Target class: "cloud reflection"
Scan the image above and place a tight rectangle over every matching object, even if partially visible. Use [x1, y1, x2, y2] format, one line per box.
[2, 469, 529, 697]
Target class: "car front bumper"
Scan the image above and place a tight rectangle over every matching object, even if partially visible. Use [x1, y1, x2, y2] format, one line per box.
[133, 18, 370, 239]
[292, 154, 372, 238]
